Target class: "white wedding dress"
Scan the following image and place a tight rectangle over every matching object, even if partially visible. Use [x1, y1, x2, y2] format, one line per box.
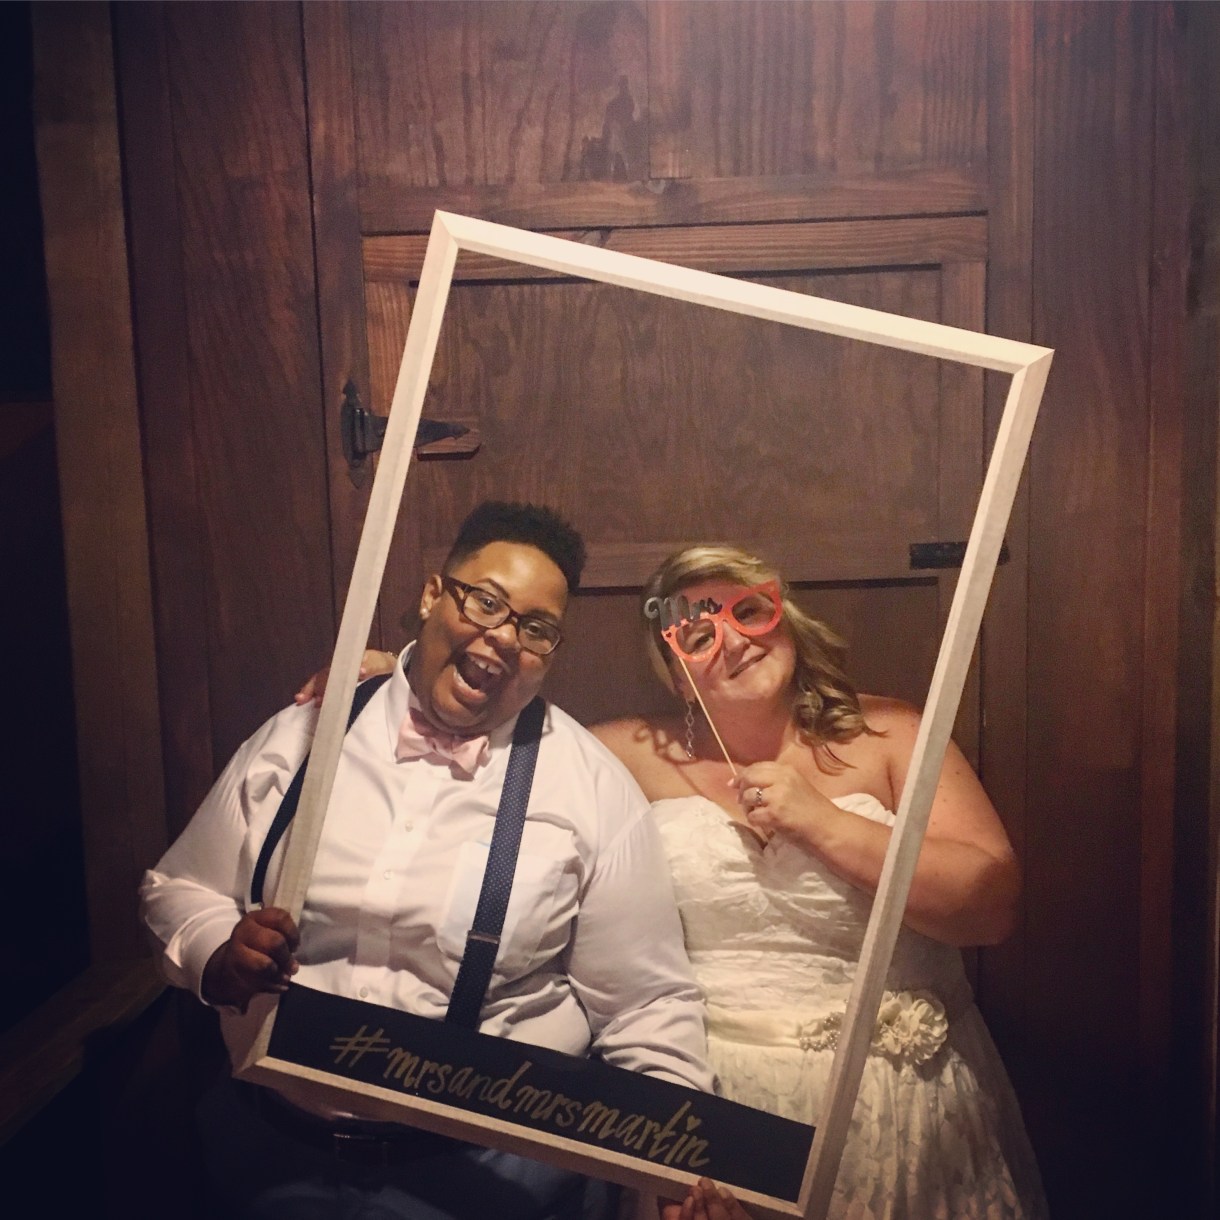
[648, 792, 1048, 1220]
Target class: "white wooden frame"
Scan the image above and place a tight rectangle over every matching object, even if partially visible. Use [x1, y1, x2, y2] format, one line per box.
[240, 210, 1052, 1218]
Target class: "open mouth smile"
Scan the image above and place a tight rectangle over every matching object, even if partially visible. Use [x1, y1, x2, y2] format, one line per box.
[452, 651, 507, 699]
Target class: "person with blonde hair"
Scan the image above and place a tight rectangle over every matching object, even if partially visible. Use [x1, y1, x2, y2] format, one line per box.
[594, 542, 1047, 1220]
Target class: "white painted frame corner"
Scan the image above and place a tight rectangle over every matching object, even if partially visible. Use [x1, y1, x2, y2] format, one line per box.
[241, 210, 1053, 1218]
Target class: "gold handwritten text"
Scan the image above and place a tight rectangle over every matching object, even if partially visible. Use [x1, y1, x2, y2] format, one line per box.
[325, 1026, 710, 1169]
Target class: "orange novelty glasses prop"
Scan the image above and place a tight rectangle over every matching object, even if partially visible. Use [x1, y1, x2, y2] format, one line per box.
[644, 580, 783, 664]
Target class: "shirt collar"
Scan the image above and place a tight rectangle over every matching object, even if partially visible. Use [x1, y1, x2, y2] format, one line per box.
[383, 642, 521, 758]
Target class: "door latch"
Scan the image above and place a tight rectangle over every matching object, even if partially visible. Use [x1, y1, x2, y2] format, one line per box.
[909, 540, 1010, 570]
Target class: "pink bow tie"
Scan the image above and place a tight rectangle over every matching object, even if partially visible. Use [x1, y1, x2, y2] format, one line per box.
[395, 706, 489, 776]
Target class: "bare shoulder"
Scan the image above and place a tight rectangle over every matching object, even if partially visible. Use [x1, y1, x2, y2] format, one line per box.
[858, 694, 922, 741]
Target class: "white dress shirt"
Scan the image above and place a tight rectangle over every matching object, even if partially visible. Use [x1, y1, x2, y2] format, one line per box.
[140, 649, 712, 1117]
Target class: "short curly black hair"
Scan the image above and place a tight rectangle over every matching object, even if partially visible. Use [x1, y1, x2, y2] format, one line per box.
[443, 501, 587, 593]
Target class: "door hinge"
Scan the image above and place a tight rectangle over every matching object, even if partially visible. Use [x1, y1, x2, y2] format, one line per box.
[340, 380, 479, 487]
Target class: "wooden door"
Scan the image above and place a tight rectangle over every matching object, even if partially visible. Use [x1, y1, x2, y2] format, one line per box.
[358, 224, 989, 764]
[301, 0, 1000, 767]
[102, 1, 1206, 1214]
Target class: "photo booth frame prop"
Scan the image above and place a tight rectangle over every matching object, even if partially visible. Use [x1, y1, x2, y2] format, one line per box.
[238, 210, 1052, 1219]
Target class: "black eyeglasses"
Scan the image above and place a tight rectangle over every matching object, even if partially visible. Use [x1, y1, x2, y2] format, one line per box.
[441, 577, 564, 656]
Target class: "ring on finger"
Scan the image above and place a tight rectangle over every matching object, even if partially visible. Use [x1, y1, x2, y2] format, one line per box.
[745, 786, 765, 809]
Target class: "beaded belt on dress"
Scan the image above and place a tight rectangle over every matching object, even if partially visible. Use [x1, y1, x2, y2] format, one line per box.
[706, 989, 952, 1067]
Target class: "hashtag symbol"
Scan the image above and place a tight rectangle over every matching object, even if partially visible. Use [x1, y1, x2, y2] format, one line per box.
[329, 1025, 391, 1067]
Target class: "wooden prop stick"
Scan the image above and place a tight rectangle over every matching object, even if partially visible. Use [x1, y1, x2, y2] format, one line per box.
[673, 653, 738, 777]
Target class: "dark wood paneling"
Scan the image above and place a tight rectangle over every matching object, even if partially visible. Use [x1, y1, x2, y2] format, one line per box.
[648, 0, 986, 179]
[352, 0, 650, 189]
[363, 215, 988, 283]
[362, 276, 424, 648]
[359, 167, 986, 234]
[1027, 3, 1157, 1212]
[1174, 2, 1220, 1210]
[114, 2, 214, 836]
[351, 0, 986, 232]
[302, 0, 377, 626]
[1140, 0, 1189, 1193]
[400, 268, 946, 550]
[159, 0, 336, 767]
[0, 959, 163, 1145]
[66, 4, 1212, 1215]
[32, 1, 166, 959]
[977, 0, 1034, 1066]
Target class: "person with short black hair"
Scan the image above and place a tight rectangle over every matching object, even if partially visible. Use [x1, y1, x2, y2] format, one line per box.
[140, 501, 711, 1220]
[442, 500, 587, 596]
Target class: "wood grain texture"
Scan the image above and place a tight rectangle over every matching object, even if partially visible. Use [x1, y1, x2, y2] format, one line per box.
[351, 0, 987, 229]
[1027, 3, 1157, 1210]
[1170, 1, 1220, 1208]
[302, 0, 378, 626]
[976, 0, 1034, 1070]
[648, 0, 986, 178]
[351, 0, 649, 189]
[1139, 0, 1189, 1185]
[113, 2, 215, 837]
[397, 265, 950, 554]
[425, 537, 954, 591]
[159, 0, 336, 766]
[363, 278, 425, 650]
[32, 1, 166, 959]
[359, 167, 986, 234]
[364, 215, 988, 283]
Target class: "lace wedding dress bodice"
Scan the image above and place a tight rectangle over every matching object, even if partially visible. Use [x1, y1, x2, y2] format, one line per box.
[649, 793, 1048, 1220]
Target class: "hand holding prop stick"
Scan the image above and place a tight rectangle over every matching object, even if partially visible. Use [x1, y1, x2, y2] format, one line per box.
[644, 592, 739, 777]
[674, 652, 739, 778]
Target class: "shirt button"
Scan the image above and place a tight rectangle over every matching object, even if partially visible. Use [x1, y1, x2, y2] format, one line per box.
[403, 821, 414, 832]
[383, 870, 392, 880]
[359, 987, 369, 999]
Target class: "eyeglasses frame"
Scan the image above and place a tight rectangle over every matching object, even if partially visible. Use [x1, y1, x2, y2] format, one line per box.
[440, 575, 564, 656]
[660, 579, 784, 664]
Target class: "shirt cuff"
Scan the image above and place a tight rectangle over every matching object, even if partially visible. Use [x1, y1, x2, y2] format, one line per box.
[165, 912, 243, 1009]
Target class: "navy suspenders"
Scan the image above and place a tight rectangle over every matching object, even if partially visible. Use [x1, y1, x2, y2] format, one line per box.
[250, 676, 546, 1030]
[249, 673, 392, 907]
[445, 695, 545, 1028]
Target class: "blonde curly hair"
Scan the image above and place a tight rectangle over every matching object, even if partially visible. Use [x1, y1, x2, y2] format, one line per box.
[641, 544, 874, 747]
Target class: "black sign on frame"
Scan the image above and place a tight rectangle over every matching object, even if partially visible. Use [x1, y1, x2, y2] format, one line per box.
[264, 983, 813, 1203]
